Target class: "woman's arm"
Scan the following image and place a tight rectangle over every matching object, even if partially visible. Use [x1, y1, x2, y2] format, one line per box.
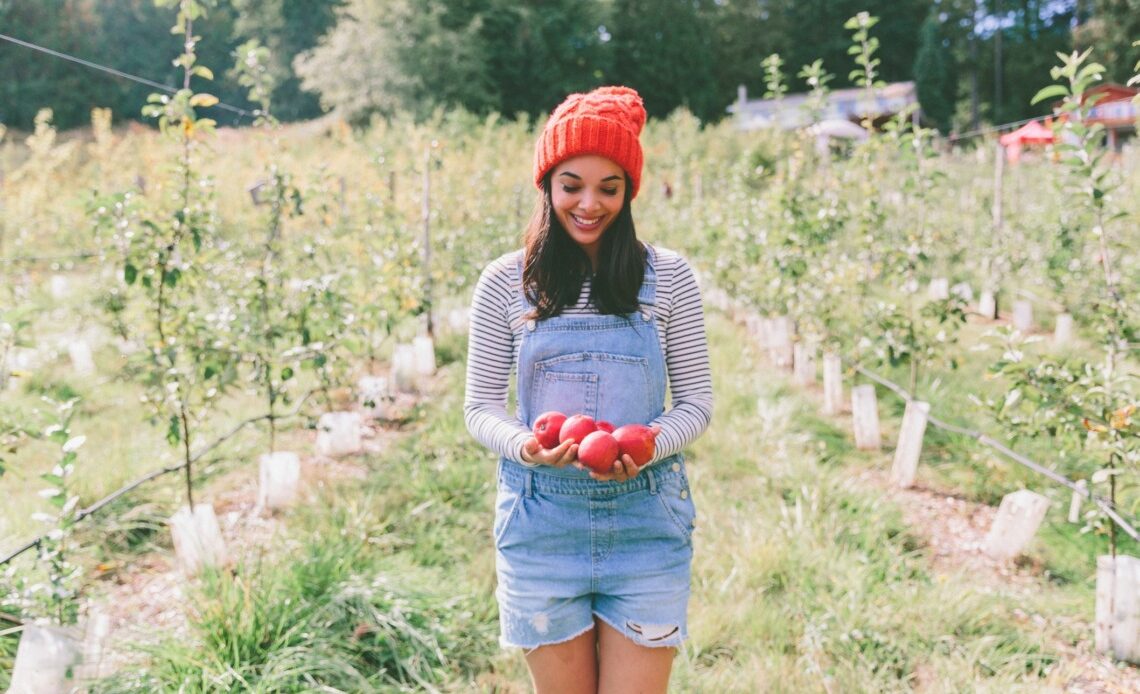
[463, 258, 533, 462]
[651, 255, 714, 462]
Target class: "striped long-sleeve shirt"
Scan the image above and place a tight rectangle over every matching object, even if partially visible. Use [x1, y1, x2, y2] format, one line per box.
[463, 245, 713, 466]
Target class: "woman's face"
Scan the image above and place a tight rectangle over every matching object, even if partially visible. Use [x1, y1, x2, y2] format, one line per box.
[549, 155, 626, 264]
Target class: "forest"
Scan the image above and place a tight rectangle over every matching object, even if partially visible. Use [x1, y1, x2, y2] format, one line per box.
[2, 0, 1138, 134]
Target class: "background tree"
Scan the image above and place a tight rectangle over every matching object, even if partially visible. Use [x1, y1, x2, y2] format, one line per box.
[914, 13, 958, 133]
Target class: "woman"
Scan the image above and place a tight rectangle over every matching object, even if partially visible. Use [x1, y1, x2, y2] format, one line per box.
[464, 86, 713, 693]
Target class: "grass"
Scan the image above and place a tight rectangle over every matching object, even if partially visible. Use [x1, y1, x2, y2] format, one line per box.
[0, 304, 1128, 692]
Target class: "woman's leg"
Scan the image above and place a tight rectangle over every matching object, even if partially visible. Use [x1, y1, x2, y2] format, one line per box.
[524, 627, 599, 694]
[595, 618, 675, 694]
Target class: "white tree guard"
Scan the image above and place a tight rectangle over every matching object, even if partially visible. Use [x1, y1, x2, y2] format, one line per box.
[1054, 313, 1073, 347]
[793, 342, 816, 386]
[67, 340, 95, 376]
[927, 278, 950, 301]
[950, 282, 974, 302]
[75, 609, 112, 682]
[357, 375, 391, 419]
[8, 623, 81, 694]
[390, 343, 417, 393]
[169, 503, 228, 575]
[1097, 555, 1115, 655]
[413, 335, 436, 376]
[1110, 555, 1140, 663]
[316, 411, 362, 458]
[982, 490, 1050, 560]
[851, 384, 881, 450]
[446, 307, 470, 334]
[258, 451, 301, 510]
[822, 353, 844, 415]
[49, 274, 71, 300]
[1012, 300, 1034, 332]
[768, 316, 793, 369]
[890, 400, 931, 489]
[978, 290, 998, 319]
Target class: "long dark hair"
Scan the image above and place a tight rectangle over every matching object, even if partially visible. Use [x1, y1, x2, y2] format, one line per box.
[522, 172, 645, 320]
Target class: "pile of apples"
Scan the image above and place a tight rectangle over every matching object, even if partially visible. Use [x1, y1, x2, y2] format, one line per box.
[532, 411, 657, 473]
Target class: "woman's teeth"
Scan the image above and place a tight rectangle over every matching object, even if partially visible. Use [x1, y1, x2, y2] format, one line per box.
[571, 214, 601, 227]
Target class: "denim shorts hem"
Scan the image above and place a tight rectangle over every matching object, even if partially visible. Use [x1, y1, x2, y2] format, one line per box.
[592, 611, 688, 649]
[499, 621, 596, 652]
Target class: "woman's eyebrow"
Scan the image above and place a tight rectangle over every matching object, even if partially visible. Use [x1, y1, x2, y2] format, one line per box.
[557, 172, 623, 183]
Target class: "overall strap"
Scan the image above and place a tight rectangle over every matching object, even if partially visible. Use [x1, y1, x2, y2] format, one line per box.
[638, 243, 659, 309]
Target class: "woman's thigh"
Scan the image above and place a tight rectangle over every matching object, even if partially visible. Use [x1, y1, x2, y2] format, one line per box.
[596, 618, 675, 694]
[524, 626, 598, 694]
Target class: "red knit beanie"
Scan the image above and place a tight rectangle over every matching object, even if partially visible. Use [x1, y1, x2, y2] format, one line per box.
[534, 86, 647, 199]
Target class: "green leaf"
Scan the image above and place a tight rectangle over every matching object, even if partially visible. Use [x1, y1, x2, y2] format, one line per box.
[191, 66, 214, 80]
[281, 366, 294, 381]
[124, 263, 138, 285]
[163, 268, 180, 288]
[166, 416, 181, 446]
[1030, 84, 1069, 105]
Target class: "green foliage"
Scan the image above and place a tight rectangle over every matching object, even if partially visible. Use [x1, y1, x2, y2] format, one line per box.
[1, 399, 85, 625]
[913, 14, 957, 133]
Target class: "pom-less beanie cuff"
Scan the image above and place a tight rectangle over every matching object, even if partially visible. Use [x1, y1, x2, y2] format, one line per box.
[534, 86, 647, 199]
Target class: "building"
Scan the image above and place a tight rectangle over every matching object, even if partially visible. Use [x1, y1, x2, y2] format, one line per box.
[727, 81, 920, 131]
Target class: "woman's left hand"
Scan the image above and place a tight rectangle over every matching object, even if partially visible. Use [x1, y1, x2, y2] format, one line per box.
[583, 453, 642, 482]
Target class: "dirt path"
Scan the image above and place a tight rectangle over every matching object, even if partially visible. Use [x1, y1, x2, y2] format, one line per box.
[79, 403, 414, 681]
[852, 467, 1140, 693]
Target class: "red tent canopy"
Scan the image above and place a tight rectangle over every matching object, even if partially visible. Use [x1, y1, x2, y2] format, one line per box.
[999, 120, 1055, 146]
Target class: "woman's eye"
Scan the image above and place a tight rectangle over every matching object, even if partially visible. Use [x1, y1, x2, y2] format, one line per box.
[602, 188, 619, 196]
[561, 185, 581, 194]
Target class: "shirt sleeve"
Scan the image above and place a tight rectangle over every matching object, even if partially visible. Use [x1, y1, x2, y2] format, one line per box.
[650, 255, 714, 463]
[463, 259, 532, 462]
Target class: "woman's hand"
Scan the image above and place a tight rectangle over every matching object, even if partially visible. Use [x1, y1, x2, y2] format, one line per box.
[521, 438, 578, 468]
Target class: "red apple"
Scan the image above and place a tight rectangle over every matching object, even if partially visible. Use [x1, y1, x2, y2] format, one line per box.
[612, 424, 657, 467]
[559, 414, 597, 445]
[533, 411, 568, 449]
[596, 420, 615, 433]
[578, 431, 620, 473]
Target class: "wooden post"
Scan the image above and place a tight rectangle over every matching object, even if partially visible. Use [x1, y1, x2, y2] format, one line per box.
[1069, 479, 1087, 523]
[851, 384, 881, 450]
[982, 490, 1050, 560]
[1097, 555, 1115, 654]
[793, 342, 816, 386]
[890, 400, 931, 488]
[421, 148, 434, 337]
[822, 353, 843, 415]
[1054, 313, 1073, 347]
[992, 140, 1004, 236]
[1012, 300, 1033, 332]
[978, 290, 998, 320]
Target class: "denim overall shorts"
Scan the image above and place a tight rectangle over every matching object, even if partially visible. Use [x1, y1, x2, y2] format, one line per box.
[495, 245, 697, 649]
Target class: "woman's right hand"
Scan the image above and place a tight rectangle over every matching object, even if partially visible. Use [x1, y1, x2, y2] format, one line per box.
[521, 438, 578, 468]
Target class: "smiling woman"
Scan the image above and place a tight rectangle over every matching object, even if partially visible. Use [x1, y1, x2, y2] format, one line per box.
[463, 86, 713, 694]
[550, 156, 627, 262]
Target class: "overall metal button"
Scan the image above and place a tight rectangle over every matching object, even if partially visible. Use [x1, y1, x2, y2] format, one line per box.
[526, 319, 536, 331]
[671, 462, 681, 472]
[680, 489, 689, 500]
